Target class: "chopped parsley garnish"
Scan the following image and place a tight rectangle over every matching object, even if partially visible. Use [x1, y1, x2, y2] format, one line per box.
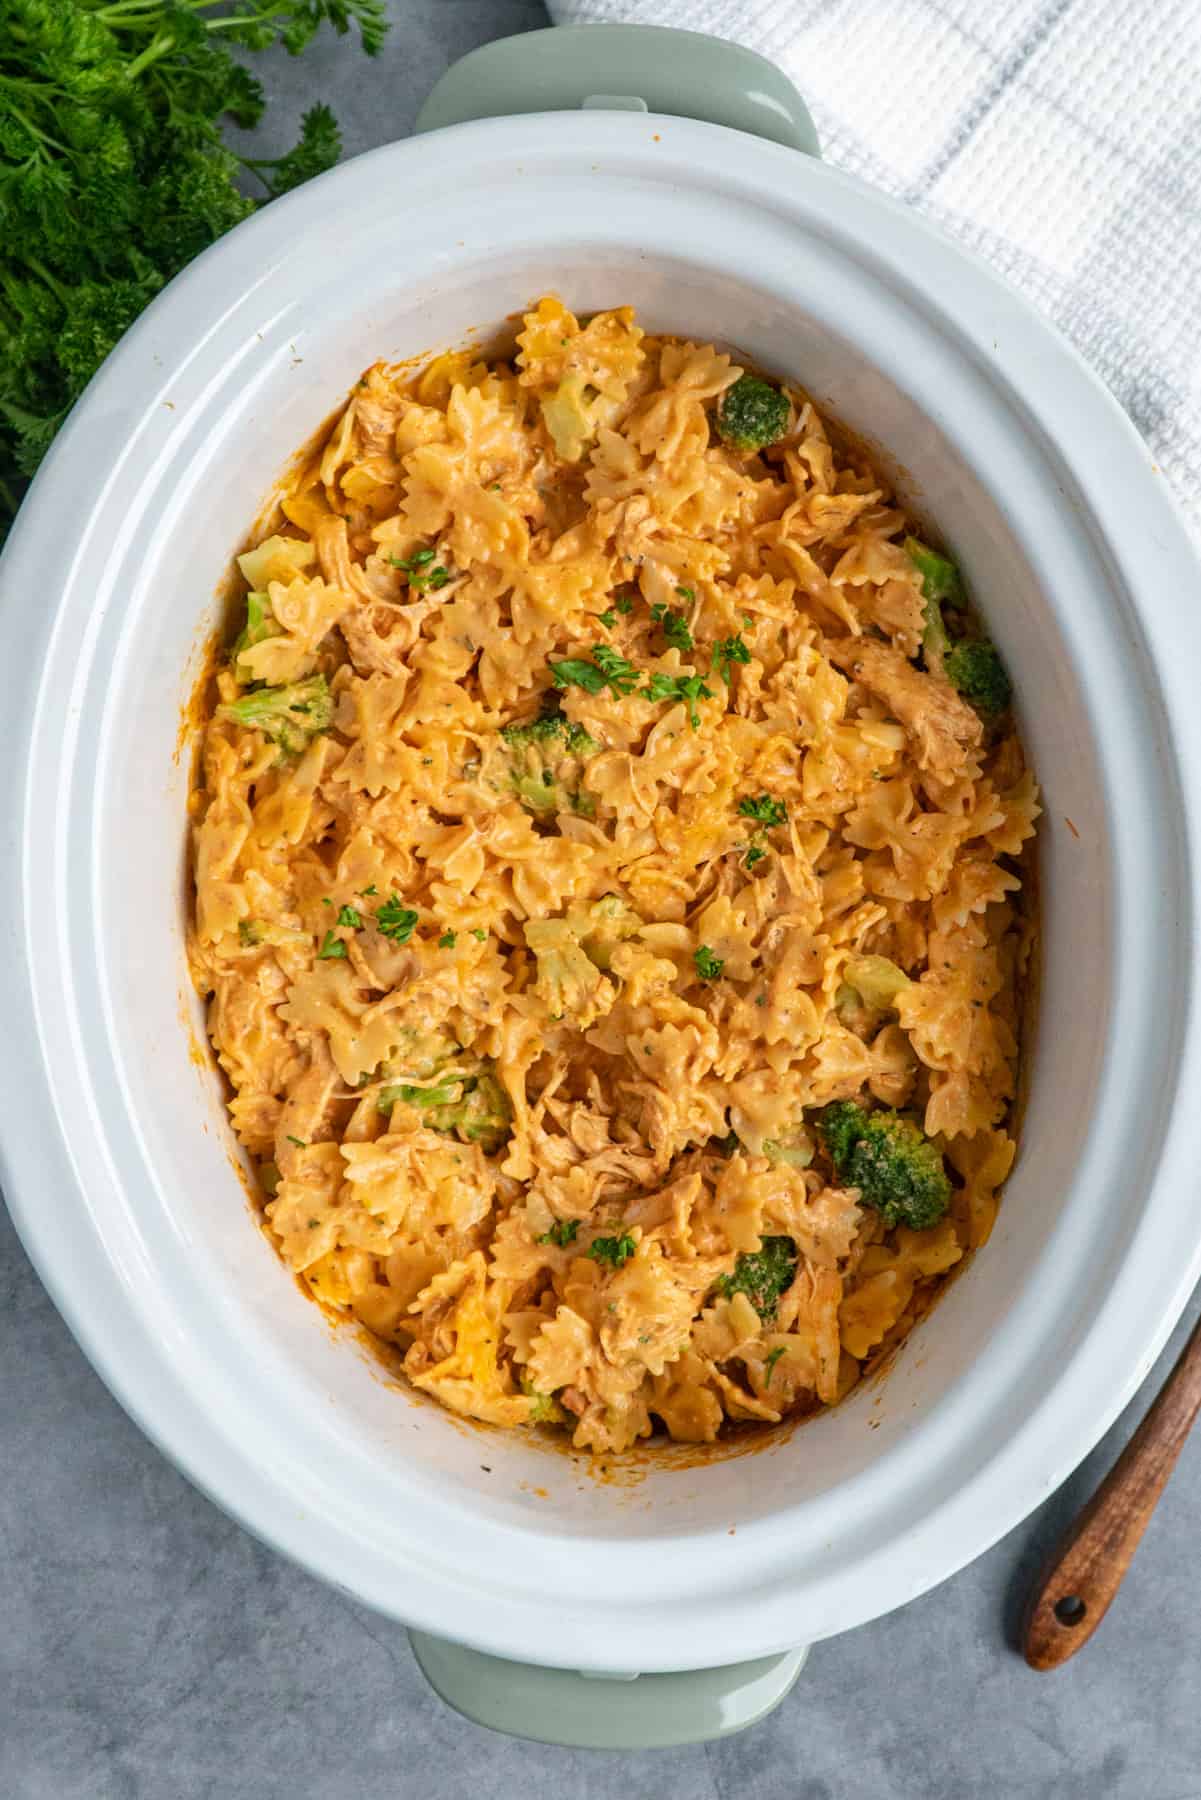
[694, 945, 724, 981]
[286, 1135, 307, 1149]
[336, 905, 363, 928]
[739, 794, 787, 829]
[597, 610, 617, 629]
[675, 585, 695, 601]
[538, 1219, 580, 1248]
[643, 670, 713, 729]
[613, 592, 636, 615]
[439, 931, 457, 949]
[588, 1232, 637, 1268]
[360, 885, 378, 896]
[764, 1346, 786, 1384]
[471, 928, 487, 941]
[550, 644, 640, 697]
[317, 931, 347, 960]
[650, 603, 694, 652]
[712, 634, 751, 685]
[743, 845, 767, 870]
[375, 897, 419, 942]
[389, 546, 452, 590]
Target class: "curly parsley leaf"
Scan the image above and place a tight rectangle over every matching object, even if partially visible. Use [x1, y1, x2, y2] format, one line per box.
[650, 603, 694, 653]
[537, 1219, 580, 1248]
[643, 670, 714, 729]
[375, 897, 419, 943]
[738, 794, 787, 829]
[587, 1232, 637, 1268]
[712, 634, 751, 685]
[550, 644, 639, 697]
[694, 945, 724, 981]
[0, 0, 386, 541]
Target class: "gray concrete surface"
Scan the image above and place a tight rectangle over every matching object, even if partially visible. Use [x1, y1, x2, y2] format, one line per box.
[4, 4, 1201, 1795]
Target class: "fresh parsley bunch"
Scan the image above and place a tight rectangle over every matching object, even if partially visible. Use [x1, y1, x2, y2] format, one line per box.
[0, 0, 387, 538]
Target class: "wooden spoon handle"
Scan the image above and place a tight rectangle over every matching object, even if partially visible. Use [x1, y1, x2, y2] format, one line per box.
[1023, 1311, 1201, 1669]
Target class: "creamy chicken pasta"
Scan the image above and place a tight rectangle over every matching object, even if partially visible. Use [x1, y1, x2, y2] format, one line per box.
[190, 297, 1039, 1455]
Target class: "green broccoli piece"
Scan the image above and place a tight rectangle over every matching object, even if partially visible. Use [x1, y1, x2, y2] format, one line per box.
[525, 916, 613, 1025]
[498, 708, 599, 815]
[433, 1069, 512, 1153]
[905, 536, 963, 669]
[905, 536, 965, 609]
[835, 954, 911, 1018]
[217, 674, 332, 753]
[713, 1236, 798, 1319]
[519, 1375, 566, 1425]
[761, 1130, 814, 1170]
[378, 1066, 512, 1154]
[377, 1078, 460, 1114]
[905, 538, 1011, 715]
[575, 894, 642, 970]
[231, 591, 281, 671]
[818, 1101, 951, 1231]
[717, 376, 790, 451]
[944, 640, 1012, 717]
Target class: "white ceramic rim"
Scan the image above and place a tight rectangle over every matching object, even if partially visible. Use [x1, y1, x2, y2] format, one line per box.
[3, 113, 1201, 1672]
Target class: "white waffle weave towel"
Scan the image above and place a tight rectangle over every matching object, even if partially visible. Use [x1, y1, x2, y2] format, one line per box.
[547, 0, 1201, 533]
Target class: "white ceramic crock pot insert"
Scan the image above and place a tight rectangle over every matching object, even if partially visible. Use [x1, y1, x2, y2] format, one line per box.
[4, 83, 1201, 1709]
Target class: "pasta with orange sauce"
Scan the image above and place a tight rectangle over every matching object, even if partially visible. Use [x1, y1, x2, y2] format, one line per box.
[189, 297, 1039, 1455]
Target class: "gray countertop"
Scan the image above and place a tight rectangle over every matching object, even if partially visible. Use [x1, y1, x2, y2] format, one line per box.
[4, 6, 1200, 1795]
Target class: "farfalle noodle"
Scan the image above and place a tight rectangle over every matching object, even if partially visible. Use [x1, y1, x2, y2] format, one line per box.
[190, 298, 1038, 1454]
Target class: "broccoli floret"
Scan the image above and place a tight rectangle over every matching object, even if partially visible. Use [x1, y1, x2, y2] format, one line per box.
[717, 375, 790, 451]
[498, 708, 598, 815]
[835, 954, 911, 1020]
[378, 1064, 512, 1154]
[438, 1069, 512, 1152]
[520, 1375, 566, 1425]
[713, 1236, 798, 1318]
[818, 1101, 951, 1231]
[231, 591, 281, 672]
[525, 916, 613, 1026]
[905, 536, 965, 608]
[944, 640, 1012, 717]
[217, 674, 332, 754]
[762, 1131, 814, 1170]
[377, 1077, 460, 1115]
[905, 537, 1012, 716]
[574, 893, 642, 970]
[905, 536, 963, 669]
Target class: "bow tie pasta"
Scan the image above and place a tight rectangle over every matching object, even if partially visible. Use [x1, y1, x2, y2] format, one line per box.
[190, 297, 1038, 1457]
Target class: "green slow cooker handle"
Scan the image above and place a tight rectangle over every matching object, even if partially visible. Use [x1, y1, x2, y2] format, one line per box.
[410, 20, 816, 1749]
[409, 1630, 810, 1750]
[414, 22, 820, 156]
